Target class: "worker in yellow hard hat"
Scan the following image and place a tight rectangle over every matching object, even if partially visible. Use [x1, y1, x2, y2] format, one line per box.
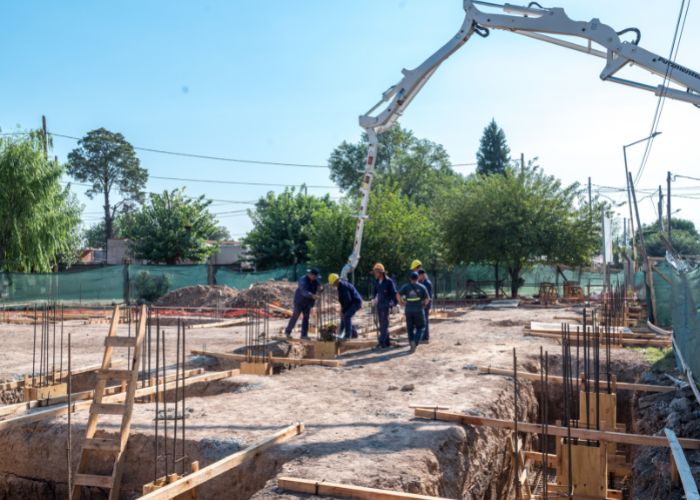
[370, 262, 397, 349]
[410, 259, 422, 271]
[328, 273, 363, 340]
[396, 271, 430, 353]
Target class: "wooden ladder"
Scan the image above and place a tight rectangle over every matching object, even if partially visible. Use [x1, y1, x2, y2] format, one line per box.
[71, 304, 147, 500]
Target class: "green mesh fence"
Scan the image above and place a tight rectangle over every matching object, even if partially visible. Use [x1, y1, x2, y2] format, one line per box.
[648, 257, 700, 385]
[0, 266, 125, 304]
[0, 263, 619, 305]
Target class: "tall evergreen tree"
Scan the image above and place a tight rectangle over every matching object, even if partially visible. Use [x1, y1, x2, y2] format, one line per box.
[476, 119, 510, 175]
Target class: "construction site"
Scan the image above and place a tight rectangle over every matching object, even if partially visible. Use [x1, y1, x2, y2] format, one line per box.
[2, 0, 700, 499]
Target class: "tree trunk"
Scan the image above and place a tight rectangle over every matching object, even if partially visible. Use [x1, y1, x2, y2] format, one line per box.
[494, 262, 500, 299]
[103, 189, 112, 244]
[508, 266, 521, 299]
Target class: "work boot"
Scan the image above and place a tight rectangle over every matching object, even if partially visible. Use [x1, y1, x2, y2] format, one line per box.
[409, 341, 417, 353]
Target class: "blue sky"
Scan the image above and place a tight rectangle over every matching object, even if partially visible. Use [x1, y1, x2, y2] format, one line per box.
[2, 1, 699, 239]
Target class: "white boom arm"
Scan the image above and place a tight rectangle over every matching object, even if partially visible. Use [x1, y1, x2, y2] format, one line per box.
[339, 0, 700, 279]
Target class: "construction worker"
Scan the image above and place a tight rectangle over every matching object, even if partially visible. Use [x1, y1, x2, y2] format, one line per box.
[371, 263, 397, 349]
[328, 273, 363, 340]
[284, 268, 321, 339]
[396, 271, 430, 352]
[417, 269, 433, 343]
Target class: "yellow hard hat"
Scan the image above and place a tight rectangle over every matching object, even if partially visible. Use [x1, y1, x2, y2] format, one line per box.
[410, 259, 422, 270]
[328, 273, 340, 285]
[372, 263, 385, 273]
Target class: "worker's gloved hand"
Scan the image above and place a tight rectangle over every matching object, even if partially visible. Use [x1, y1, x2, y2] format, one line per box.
[371, 297, 378, 306]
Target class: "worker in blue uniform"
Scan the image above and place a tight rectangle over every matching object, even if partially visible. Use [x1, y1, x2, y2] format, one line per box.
[284, 268, 321, 339]
[371, 262, 397, 348]
[417, 269, 433, 343]
[328, 273, 363, 340]
[397, 271, 430, 352]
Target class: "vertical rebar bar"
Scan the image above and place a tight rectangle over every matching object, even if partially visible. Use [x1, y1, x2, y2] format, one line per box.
[67, 332, 72, 495]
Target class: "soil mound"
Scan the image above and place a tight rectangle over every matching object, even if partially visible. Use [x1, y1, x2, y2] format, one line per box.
[157, 285, 239, 308]
[227, 281, 297, 309]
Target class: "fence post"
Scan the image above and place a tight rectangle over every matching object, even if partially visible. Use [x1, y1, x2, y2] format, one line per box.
[123, 264, 130, 305]
[208, 261, 215, 285]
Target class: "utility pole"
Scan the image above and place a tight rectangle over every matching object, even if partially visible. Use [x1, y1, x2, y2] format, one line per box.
[521, 152, 525, 173]
[667, 171, 672, 244]
[41, 115, 48, 159]
[658, 186, 664, 229]
[588, 177, 593, 219]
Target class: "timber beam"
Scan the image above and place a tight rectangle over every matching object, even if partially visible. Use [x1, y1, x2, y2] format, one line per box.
[414, 408, 700, 449]
[277, 477, 448, 500]
[478, 366, 676, 393]
[138, 423, 305, 500]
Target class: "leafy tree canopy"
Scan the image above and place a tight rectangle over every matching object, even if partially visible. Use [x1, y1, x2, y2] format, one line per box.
[640, 218, 700, 257]
[83, 219, 123, 249]
[121, 188, 219, 265]
[308, 184, 440, 280]
[440, 164, 598, 297]
[328, 125, 456, 206]
[67, 128, 147, 244]
[476, 119, 511, 175]
[244, 187, 332, 270]
[0, 134, 82, 272]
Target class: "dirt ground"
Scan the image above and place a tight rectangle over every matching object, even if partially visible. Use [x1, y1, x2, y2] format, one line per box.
[0, 305, 659, 499]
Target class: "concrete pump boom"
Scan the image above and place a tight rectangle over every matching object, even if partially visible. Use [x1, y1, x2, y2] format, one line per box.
[339, 0, 700, 280]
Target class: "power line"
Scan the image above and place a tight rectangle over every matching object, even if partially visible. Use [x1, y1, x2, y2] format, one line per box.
[49, 130, 477, 170]
[150, 175, 338, 189]
[49, 132, 329, 169]
[634, 0, 691, 185]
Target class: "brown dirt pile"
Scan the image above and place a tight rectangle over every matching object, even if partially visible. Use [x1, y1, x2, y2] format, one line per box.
[157, 285, 239, 308]
[227, 281, 297, 309]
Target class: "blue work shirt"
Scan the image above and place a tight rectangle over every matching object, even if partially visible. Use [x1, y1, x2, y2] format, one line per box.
[398, 282, 429, 314]
[337, 279, 363, 312]
[293, 275, 320, 309]
[420, 277, 433, 309]
[372, 276, 397, 309]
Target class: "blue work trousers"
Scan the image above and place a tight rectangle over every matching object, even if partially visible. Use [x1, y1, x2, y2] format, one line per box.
[405, 310, 426, 344]
[339, 303, 361, 339]
[285, 303, 312, 338]
[377, 307, 391, 347]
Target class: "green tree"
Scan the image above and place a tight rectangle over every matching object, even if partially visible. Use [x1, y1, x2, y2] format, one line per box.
[640, 218, 700, 257]
[0, 134, 81, 272]
[476, 119, 511, 175]
[308, 185, 439, 278]
[441, 165, 598, 297]
[67, 128, 148, 245]
[328, 125, 455, 206]
[83, 219, 123, 248]
[208, 225, 232, 241]
[121, 188, 219, 264]
[244, 188, 332, 270]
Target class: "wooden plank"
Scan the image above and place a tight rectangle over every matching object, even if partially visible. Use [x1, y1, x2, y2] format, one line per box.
[74, 473, 114, 488]
[191, 350, 342, 368]
[0, 370, 237, 431]
[188, 318, 248, 330]
[665, 429, 700, 500]
[277, 477, 449, 499]
[0, 361, 127, 392]
[414, 409, 700, 449]
[478, 366, 675, 393]
[82, 437, 121, 453]
[96, 369, 133, 381]
[138, 423, 304, 500]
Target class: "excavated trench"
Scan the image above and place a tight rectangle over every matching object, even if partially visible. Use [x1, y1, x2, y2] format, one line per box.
[5, 353, 684, 500]
[0, 374, 541, 500]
